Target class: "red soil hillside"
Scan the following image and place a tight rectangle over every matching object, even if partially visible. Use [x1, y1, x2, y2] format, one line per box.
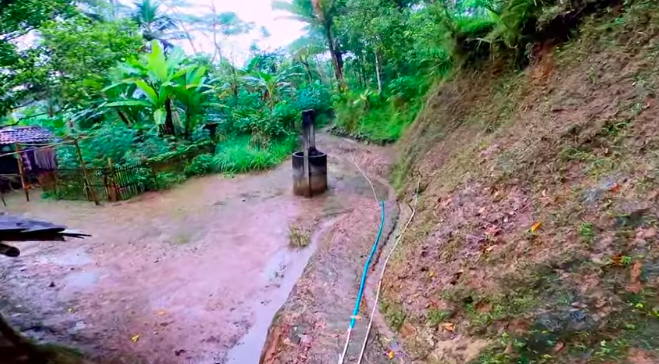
[386, 2, 659, 363]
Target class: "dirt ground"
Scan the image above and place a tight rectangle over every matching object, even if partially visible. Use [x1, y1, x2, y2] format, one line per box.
[260, 139, 400, 364]
[383, 4, 659, 363]
[0, 134, 396, 364]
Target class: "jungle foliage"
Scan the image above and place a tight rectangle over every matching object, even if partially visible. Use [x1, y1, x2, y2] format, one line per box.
[0, 0, 618, 186]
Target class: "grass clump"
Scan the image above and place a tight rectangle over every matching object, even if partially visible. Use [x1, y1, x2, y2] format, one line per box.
[184, 154, 214, 177]
[288, 223, 311, 248]
[578, 222, 595, 242]
[381, 299, 407, 331]
[427, 308, 453, 327]
[154, 172, 186, 190]
[212, 136, 297, 174]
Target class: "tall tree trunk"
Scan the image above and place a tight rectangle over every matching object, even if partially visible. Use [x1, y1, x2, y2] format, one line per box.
[326, 28, 344, 88]
[360, 54, 366, 88]
[163, 98, 175, 135]
[185, 106, 191, 139]
[374, 51, 382, 94]
[231, 67, 239, 106]
[117, 110, 131, 126]
[210, 0, 224, 65]
[179, 20, 198, 54]
[300, 57, 313, 84]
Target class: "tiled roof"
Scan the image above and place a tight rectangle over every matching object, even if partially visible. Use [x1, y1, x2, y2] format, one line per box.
[0, 126, 55, 144]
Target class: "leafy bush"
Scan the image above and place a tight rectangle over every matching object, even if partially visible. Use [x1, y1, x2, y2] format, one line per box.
[191, 125, 211, 143]
[184, 154, 214, 177]
[147, 141, 214, 163]
[154, 172, 186, 190]
[294, 82, 331, 112]
[490, 0, 543, 49]
[333, 83, 425, 143]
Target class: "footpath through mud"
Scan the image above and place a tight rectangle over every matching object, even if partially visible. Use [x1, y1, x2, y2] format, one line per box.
[0, 134, 400, 364]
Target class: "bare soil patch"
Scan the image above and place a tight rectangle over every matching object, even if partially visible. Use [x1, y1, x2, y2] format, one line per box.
[0, 134, 394, 364]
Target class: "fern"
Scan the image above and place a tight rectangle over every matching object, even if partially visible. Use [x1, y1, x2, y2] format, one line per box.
[490, 0, 546, 48]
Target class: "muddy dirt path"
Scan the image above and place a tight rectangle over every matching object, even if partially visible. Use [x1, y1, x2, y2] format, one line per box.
[259, 139, 401, 364]
[0, 134, 395, 364]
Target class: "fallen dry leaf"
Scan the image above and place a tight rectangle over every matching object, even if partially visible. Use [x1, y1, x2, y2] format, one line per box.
[131, 334, 140, 343]
[612, 254, 623, 266]
[400, 323, 416, 338]
[530, 222, 542, 233]
[485, 225, 501, 237]
[609, 183, 621, 193]
[387, 350, 395, 360]
[440, 322, 455, 332]
[627, 260, 643, 294]
[642, 227, 658, 239]
[157, 310, 167, 316]
[553, 341, 565, 353]
[504, 341, 514, 354]
[428, 270, 435, 278]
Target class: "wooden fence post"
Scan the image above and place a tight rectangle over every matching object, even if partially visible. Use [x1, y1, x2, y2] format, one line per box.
[14, 144, 29, 202]
[73, 138, 100, 206]
[106, 158, 117, 202]
[150, 163, 158, 191]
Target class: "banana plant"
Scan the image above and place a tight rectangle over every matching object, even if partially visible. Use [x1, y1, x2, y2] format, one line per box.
[242, 69, 300, 109]
[171, 65, 225, 137]
[104, 40, 211, 136]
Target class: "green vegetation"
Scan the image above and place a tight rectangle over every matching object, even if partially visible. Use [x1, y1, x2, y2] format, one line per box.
[377, 1, 659, 363]
[0, 0, 623, 192]
[381, 299, 407, 331]
[0, 0, 333, 195]
[427, 308, 453, 327]
[3, 0, 659, 362]
[288, 223, 311, 248]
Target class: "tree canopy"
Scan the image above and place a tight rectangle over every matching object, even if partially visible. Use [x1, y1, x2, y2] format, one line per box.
[0, 0, 607, 174]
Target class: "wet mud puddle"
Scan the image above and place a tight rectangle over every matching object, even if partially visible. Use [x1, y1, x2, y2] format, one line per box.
[226, 218, 339, 364]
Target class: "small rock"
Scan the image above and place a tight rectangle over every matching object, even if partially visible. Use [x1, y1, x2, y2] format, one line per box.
[642, 227, 658, 238]
[400, 323, 417, 338]
[48, 281, 56, 288]
[299, 334, 312, 345]
[242, 198, 246, 202]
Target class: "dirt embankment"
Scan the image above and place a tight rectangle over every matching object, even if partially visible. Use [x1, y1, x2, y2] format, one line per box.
[385, 2, 659, 363]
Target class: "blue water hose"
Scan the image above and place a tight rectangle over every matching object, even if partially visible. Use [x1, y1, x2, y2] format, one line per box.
[349, 200, 386, 330]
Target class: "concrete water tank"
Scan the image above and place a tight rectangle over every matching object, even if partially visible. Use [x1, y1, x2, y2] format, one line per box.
[292, 110, 328, 197]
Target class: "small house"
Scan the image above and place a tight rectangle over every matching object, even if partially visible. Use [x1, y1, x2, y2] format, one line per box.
[0, 126, 57, 195]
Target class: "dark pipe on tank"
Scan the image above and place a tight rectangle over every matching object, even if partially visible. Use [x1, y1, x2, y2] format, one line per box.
[292, 110, 328, 197]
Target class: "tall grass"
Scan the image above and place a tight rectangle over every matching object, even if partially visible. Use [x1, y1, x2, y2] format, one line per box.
[334, 90, 426, 144]
[358, 99, 424, 142]
[212, 136, 298, 173]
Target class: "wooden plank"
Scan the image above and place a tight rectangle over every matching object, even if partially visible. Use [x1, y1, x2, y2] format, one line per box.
[14, 144, 29, 202]
[73, 138, 100, 206]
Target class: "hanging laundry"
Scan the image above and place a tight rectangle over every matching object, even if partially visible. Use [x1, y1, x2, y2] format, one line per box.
[34, 147, 56, 170]
[20, 150, 32, 172]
